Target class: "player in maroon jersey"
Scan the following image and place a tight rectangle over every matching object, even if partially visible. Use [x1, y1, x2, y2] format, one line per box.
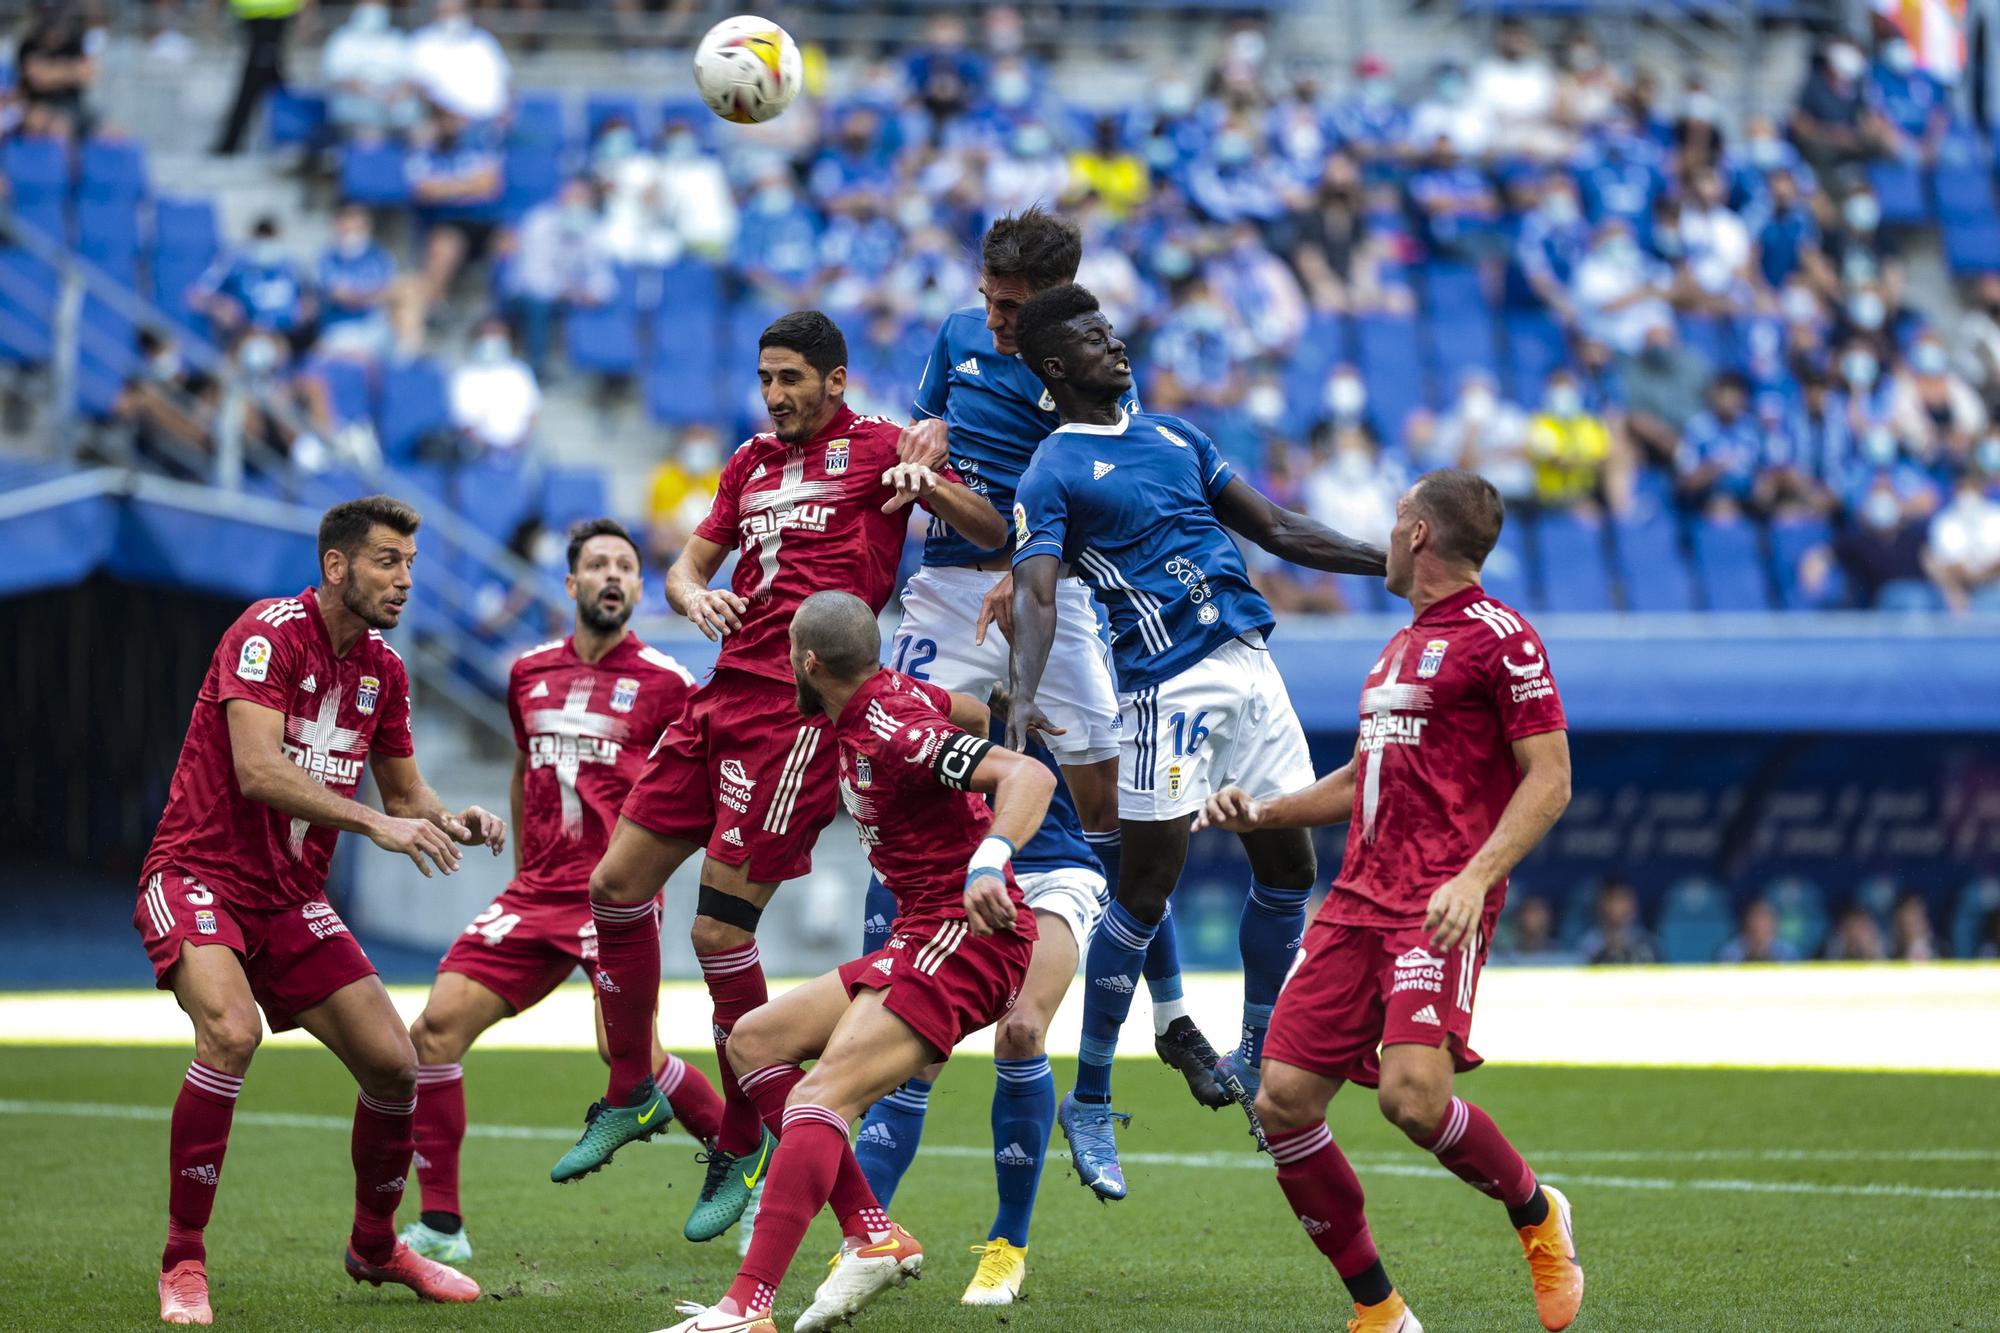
[552, 311, 1007, 1238]
[135, 496, 506, 1325]
[1196, 471, 1583, 1333]
[660, 590, 1054, 1333]
[391, 518, 725, 1265]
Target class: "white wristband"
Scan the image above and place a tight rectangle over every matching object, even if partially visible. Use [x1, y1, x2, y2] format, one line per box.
[969, 835, 1015, 876]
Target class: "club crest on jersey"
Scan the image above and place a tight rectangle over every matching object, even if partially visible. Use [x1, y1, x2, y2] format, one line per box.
[854, 755, 873, 789]
[1198, 603, 1219, 625]
[1167, 761, 1184, 801]
[1037, 388, 1055, 412]
[824, 439, 849, 475]
[1416, 639, 1449, 679]
[237, 635, 272, 683]
[610, 677, 640, 713]
[194, 910, 217, 936]
[356, 675, 381, 715]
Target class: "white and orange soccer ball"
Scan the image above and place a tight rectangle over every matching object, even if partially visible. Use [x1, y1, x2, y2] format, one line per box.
[693, 15, 803, 125]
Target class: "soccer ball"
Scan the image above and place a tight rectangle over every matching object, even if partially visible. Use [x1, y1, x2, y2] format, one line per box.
[693, 15, 803, 125]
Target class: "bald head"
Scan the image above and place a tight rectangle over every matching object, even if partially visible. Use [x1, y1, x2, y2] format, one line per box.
[790, 591, 882, 716]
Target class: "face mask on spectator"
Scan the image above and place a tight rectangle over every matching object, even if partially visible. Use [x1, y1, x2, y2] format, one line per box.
[1361, 76, 1395, 106]
[1843, 194, 1880, 232]
[336, 231, 368, 258]
[150, 348, 181, 379]
[1012, 124, 1053, 158]
[597, 128, 637, 162]
[440, 14, 471, 36]
[1546, 383, 1582, 417]
[1598, 235, 1638, 267]
[1568, 44, 1601, 72]
[531, 529, 564, 568]
[1911, 341, 1949, 376]
[1861, 487, 1902, 530]
[1847, 291, 1886, 331]
[1684, 91, 1719, 123]
[1884, 40, 1916, 74]
[473, 334, 511, 365]
[1327, 372, 1367, 419]
[1434, 73, 1467, 104]
[1334, 443, 1374, 482]
[1843, 350, 1880, 386]
[993, 67, 1032, 108]
[1156, 244, 1193, 280]
[1829, 44, 1865, 81]
[1862, 426, 1898, 464]
[1460, 384, 1495, 421]
[755, 184, 796, 213]
[1214, 132, 1253, 167]
[681, 438, 721, 473]
[1156, 80, 1196, 116]
[1542, 190, 1579, 224]
[239, 336, 279, 375]
[1782, 285, 1820, 325]
[353, 3, 389, 31]
[1747, 135, 1785, 168]
[1976, 436, 2000, 473]
[250, 240, 286, 267]
[1246, 382, 1284, 426]
[662, 130, 698, 159]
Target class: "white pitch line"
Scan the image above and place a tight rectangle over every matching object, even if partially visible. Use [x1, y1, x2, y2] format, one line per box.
[3, 1100, 1994, 1204]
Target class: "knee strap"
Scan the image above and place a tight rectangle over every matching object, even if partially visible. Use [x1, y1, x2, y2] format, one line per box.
[696, 884, 765, 933]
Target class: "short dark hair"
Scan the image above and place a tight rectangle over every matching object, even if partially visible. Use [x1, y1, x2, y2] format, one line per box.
[982, 207, 1083, 291]
[566, 517, 641, 572]
[792, 590, 880, 678]
[759, 310, 848, 379]
[1412, 469, 1504, 568]
[1014, 282, 1102, 383]
[318, 495, 421, 566]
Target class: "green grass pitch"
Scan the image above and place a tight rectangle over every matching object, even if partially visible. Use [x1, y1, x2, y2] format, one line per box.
[1, 1046, 1994, 1331]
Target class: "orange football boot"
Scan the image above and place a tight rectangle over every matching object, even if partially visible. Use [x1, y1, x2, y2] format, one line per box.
[1348, 1290, 1422, 1332]
[1516, 1184, 1584, 1330]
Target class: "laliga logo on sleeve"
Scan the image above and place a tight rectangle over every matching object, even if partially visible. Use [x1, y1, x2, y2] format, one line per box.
[1013, 502, 1030, 547]
[237, 635, 272, 682]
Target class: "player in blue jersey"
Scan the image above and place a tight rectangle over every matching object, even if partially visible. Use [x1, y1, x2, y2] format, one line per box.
[850, 691, 1103, 1306]
[1008, 283, 1388, 1201]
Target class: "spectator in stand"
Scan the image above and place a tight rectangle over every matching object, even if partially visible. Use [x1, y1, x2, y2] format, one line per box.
[407, 0, 510, 123]
[1426, 370, 1534, 505]
[986, 121, 1071, 218]
[734, 165, 822, 309]
[1513, 172, 1590, 319]
[1823, 179, 1902, 297]
[1280, 151, 1371, 314]
[1621, 320, 1713, 471]
[1758, 385, 1844, 517]
[1977, 908, 2000, 960]
[1408, 136, 1502, 262]
[1468, 18, 1561, 160]
[1576, 113, 1663, 231]
[1889, 331, 1986, 468]
[1834, 436, 1943, 609]
[320, 0, 413, 141]
[228, 326, 340, 472]
[1329, 55, 1410, 163]
[1407, 59, 1489, 158]
[1186, 122, 1289, 225]
[1924, 446, 2000, 612]
[408, 107, 504, 305]
[1322, 362, 1369, 433]
[1890, 893, 1941, 960]
[314, 204, 396, 360]
[1717, 899, 1802, 963]
[883, 224, 978, 330]
[645, 425, 724, 567]
[1783, 370, 1856, 501]
[1303, 420, 1405, 548]
[594, 119, 740, 267]
[1867, 34, 1951, 163]
[1791, 39, 1884, 191]
[1952, 273, 2000, 414]
[449, 315, 539, 458]
[1495, 895, 1567, 963]
[905, 15, 984, 126]
[1577, 878, 1660, 965]
[118, 329, 219, 478]
[1727, 114, 1812, 220]
[1526, 368, 1619, 513]
[191, 215, 312, 343]
[815, 195, 901, 319]
[1268, 70, 1335, 183]
[1822, 905, 1887, 960]
[17, 0, 96, 140]
[1678, 372, 1765, 514]
[1068, 115, 1149, 220]
[1675, 169, 1756, 309]
[1753, 167, 1827, 292]
[1150, 276, 1247, 410]
[504, 177, 617, 379]
[213, 0, 299, 156]
[1572, 219, 1674, 355]
[808, 108, 896, 211]
[1207, 220, 1308, 357]
[1554, 33, 1619, 135]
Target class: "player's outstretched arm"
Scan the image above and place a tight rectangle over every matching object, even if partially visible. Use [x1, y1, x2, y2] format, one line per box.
[1213, 476, 1389, 576]
[955, 743, 1058, 936]
[224, 700, 462, 878]
[1004, 554, 1062, 752]
[878, 462, 1008, 549]
[1424, 729, 1572, 949]
[665, 535, 746, 641]
[372, 752, 508, 856]
[1194, 758, 1357, 833]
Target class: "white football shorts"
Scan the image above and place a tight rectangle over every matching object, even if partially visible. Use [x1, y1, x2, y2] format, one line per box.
[1016, 864, 1108, 949]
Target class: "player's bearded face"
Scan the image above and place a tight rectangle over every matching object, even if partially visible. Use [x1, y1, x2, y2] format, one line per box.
[791, 649, 824, 716]
[571, 538, 639, 633]
[339, 531, 415, 629]
[760, 349, 841, 444]
[1385, 496, 1416, 598]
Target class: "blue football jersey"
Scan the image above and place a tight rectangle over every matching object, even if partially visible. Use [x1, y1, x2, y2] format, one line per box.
[1012, 410, 1276, 692]
[1009, 722, 1101, 878]
[912, 306, 1138, 568]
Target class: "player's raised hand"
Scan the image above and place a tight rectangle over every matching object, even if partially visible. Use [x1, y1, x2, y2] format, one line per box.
[371, 815, 461, 878]
[1424, 872, 1484, 951]
[973, 573, 1014, 645]
[1192, 786, 1263, 833]
[453, 805, 508, 855]
[687, 588, 748, 640]
[896, 416, 948, 470]
[963, 868, 1016, 936]
[880, 462, 942, 514]
[1003, 697, 1037, 753]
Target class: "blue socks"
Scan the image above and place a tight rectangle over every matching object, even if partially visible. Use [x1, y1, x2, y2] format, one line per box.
[1239, 880, 1311, 1064]
[1143, 906, 1189, 1035]
[853, 1078, 930, 1206]
[989, 1056, 1055, 1246]
[1076, 900, 1158, 1102]
[1083, 828, 1121, 893]
[862, 875, 897, 956]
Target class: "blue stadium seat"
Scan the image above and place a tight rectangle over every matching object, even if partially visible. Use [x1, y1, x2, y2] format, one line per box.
[1768, 515, 1839, 609]
[1533, 510, 1616, 612]
[1679, 315, 1739, 370]
[1354, 313, 1425, 441]
[1866, 160, 1928, 225]
[1504, 310, 1568, 404]
[1332, 573, 1387, 614]
[1691, 515, 1770, 610]
[1658, 877, 1735, 963]
[1, 135, 68, 199]
[78, 138, 147, 203]
[1421, 261, 1485, 313]
[10, 193, 64, 245]
[76, 199, 141, 279]
[1941, 218, 2000, 274]
[339, 142, 411, 207]
[1949, 876, 2000, 958]
[377, 358, 451, 460]
[1761, 877, 1828, 958]
[541, 466, 609, 531]
[1478, 514, 1533, 609]
[1425, 308, 1501, 384]
[565, 301, 640, 376]
[1934, 165, 1998, 223]
[76, 296, 137, 419]
[585, 94, 646, 143]
[1613, 510, 1698, 612]
[264, 89, 327, 147]
[452, 454, 538, 536]
[153, 198, 219, 262]
[644, 353, 724, 426]
[509, 91, 568, 148]
[308, 358, 375, 428]
[0, 248, 58, 365]
[501, 143, 563, 220]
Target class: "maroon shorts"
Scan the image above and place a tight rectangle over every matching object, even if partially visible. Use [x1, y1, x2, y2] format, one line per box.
[134, 868, 378, 1032]
[620, 669, 837, 884]
[836, 911, 1036, 1059]
[436, 881, 654, 1013]
[1262, 910, 1497, 1088]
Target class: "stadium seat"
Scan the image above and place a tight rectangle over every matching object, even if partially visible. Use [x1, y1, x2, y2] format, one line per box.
[564, 301, 640, 376]
[9, 193, 65, 245]
[1679, 314, 1739, 370]
[308, 358, 375, 428]
[339, 142, 411, 207]
[1, 135, 69, 199]
[644, 354, 724, 426]
[153, 198, 220, 262]
[1658, 878, 1735, 963]
[1332, 572, 1387, 614]
[541, 466, 609, 531]
[1934, 165, 1998, 223]
[452, 454, 539, 537]
[1354, 313, 1425, 441]
[1425, 306, 1501, 384]
[1866, 160, 1928, 225]
[501, 143, 563, 220]
[585, 94, 647, 142]
[76, 199, 142, 280]
[78, 138, 147, 203]
[1479, 514, 1533, 610]
[377, 358, 451, 461]
[1761, 877, 1828, 958]
[1769, 515, 1838, 609]
[1691, 515, 1771, 610]
[0, 248, 59, 365]
[1533, 510, 1616, 612]
[1503, 310, 1569, 404]
[264, 89, 327, 148]
[1613, 510, 1698, 612]
[1420, 261, 1485, 313]
[509, 91, 568, 148]
[1950, 876, 2000, 958]
[1941, 218, 2000, 274]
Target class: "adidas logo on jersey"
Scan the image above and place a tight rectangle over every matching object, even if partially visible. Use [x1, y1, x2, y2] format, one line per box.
[375, 1176, 407, 1193]
[750, 463, 767, 480]
[1092, 460, 1116, 480]
[721, 827, 745, 847]
[528, 680, 550, 699]
[873, 956, 894, 975]
[412, 1151, 431, 1170]
[1298, 1215, 1331, 1236]
[1410, 1004, 1441, 1026]
[996, 1142, 1036, 1167]
[1093, 973, 1136, 994]
[180, 1164, 218, 1186]
[865, 913, 891, 933]
[955, 356, 981, 376]
[300, 673, 317, 693]
[857, 1122, 897, 1148]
